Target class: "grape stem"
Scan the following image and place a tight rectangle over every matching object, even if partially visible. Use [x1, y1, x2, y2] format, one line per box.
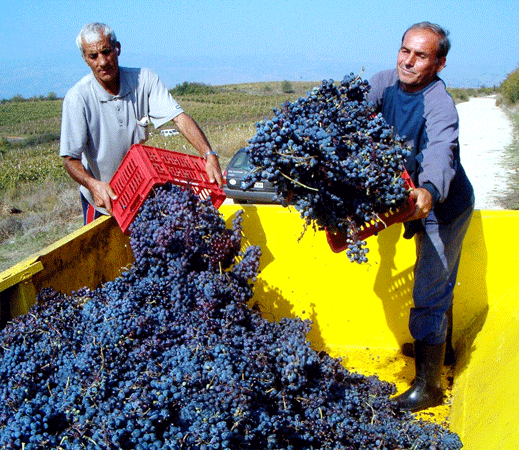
[375, 213, 388, 228]
[364, 401, 377, 425]
[274, 150, 317, 161]
[279, 172, 318, 191]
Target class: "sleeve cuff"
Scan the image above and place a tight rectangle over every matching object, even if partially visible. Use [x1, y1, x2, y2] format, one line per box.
[422, 181, 441, 206]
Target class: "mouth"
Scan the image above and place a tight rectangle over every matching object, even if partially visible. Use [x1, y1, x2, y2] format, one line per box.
[399, 66, 416, 76]
[98, 69, 113, 77]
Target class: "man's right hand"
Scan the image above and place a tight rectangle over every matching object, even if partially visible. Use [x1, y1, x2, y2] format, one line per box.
[63, 156, 117, 215]
[89, 180, 118, 216]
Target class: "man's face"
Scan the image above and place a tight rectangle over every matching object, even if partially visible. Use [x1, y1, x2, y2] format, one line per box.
[397, 28, 446, 93]
[82, 33, 121, 93]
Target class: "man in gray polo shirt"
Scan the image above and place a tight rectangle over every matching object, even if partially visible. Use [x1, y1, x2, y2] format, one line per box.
[60, 22, 223, 223]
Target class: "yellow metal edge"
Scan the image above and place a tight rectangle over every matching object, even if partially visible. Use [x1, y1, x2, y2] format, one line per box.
[0, 260, 43, 292]
[0, 216, 113, 294]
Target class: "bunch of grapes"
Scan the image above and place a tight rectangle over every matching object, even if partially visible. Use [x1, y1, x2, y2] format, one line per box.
[0, 185, 462, 449]
[245, 75, 412, 263]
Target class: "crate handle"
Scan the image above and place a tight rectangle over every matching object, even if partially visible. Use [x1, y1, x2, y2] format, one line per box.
[129, 194, 142, 213]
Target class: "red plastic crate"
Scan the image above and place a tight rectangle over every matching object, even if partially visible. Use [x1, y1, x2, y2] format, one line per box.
[325, 169, 416, 253]
[109, 144, 226, 233]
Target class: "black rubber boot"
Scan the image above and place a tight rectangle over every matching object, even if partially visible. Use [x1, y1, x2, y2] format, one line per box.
[401, 304, 455, 366]
[392, 340, 446, 412]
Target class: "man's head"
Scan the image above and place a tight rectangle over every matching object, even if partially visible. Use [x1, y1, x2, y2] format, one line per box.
[397, 22, 450, 93]
[76, 23, 121, 94]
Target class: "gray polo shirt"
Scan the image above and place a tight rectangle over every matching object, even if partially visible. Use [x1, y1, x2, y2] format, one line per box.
[60, 66, 184, 213]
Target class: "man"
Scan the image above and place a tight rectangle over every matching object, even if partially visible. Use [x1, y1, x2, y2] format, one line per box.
[367, 22, 474, 412]
[60, 23, 223, 224]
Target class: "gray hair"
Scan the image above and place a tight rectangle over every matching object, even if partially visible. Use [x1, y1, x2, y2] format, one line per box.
[403, 22, 451, 60]
[76, 23, 118, 57]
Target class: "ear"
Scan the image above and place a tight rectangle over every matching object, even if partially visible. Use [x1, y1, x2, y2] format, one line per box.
[436, 56, 446, 73]
[115, 42, 121, 56]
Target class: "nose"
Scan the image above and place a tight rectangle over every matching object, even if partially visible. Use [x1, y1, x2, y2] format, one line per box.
[403, 52, 415, 67]
[97, 53, 110, 67]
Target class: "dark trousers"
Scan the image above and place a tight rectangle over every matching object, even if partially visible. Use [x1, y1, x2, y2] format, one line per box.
[410, 203, 474, 345]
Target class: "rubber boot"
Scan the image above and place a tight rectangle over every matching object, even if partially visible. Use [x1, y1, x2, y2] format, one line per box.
[392, 340, 446, 412]
[401, 304, 455, 366]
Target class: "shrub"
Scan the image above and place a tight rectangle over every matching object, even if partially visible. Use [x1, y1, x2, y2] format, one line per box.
[500, 67, 519, 104]
[281, 80, 294, 93]
[169, 81, 216, 96]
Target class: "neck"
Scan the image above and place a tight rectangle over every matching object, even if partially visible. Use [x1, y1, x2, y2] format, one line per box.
[103, 74, 120, 96]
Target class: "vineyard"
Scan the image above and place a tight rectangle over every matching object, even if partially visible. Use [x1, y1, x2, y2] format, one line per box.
[0, 100, 62, 138]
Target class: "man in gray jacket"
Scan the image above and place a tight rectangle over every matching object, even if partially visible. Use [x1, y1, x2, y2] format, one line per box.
[367, 22, 474, 412]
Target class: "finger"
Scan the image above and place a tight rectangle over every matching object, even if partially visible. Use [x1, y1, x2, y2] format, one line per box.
[206, 165, 224, 187]
[106, 186, 118, 201]
[104, 197, 113, 216]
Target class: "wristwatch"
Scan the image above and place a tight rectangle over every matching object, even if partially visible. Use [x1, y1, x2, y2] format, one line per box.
[204, 151, 219, 159]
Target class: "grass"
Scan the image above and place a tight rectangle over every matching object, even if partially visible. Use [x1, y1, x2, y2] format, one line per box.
[501, 105, 519, 209]
[0, 177, 83, 272]
[0, 81, 516, 273]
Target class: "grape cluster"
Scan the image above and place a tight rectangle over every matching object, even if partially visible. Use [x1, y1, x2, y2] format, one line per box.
[245, 75, 412, 263]
[0, 185, 462, 449]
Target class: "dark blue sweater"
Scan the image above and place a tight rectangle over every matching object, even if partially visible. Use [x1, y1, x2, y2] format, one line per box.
[367, 69, 474, 224]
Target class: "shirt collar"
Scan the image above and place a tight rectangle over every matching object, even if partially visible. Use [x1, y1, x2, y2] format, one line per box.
[92, 68, 131, 102]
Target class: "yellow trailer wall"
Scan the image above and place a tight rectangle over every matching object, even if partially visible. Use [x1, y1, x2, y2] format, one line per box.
[1, 206, 518, 449]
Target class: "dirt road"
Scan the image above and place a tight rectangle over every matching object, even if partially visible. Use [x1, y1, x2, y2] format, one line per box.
[456, 96, 514, 210]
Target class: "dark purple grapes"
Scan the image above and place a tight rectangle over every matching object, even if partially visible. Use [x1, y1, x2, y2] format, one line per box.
[0, 185, 462, 449]
[245, 75, 412, 263]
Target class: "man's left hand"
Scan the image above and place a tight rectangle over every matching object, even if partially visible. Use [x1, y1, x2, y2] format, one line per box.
[205, 154, 224, 187]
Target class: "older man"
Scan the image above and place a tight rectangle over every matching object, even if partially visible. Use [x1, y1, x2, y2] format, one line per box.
[60, 23, 223, 223]
[367, 22, 474, 412]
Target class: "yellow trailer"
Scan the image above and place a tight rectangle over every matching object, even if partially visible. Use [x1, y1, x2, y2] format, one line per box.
[1, 205, 518, 449]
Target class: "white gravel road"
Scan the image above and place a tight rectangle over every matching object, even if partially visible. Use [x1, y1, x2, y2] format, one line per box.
[456, 96, 514, 210]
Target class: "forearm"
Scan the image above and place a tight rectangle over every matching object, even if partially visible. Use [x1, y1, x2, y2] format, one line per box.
[173, 112, 213, 157]
[173, 112, 223, 186]
[63, 156, 97, 189]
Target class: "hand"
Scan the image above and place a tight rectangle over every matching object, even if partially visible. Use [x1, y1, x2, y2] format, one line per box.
[406, 187, 433, 221]
[89, 180, 118, 216]
[205, 154, 224, 187]
[63, 156, 118, 215]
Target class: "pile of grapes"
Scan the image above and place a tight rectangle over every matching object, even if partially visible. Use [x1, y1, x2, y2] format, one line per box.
[245, 75, 412, 263]
[0, 185, 462, 449]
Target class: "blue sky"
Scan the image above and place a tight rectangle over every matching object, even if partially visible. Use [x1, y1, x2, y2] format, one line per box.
[1, 0, 518, 99]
